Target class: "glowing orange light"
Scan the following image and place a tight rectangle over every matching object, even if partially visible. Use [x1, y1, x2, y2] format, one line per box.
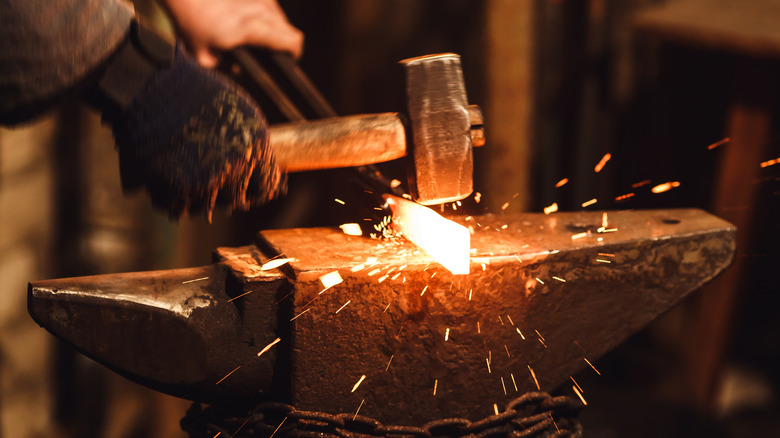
[544, 203, 558, 215]
[615, 192, 635, 201]
[594, 153, 611, 173]
[384, 195, 470, 275]
[582, 198, 597, 207]
[760, 157, 779, 168]
[632, 180, 651, 188]
[651, 181, 680, 193]
[555, 178, 569, 188]
[707, 137, 730, 150]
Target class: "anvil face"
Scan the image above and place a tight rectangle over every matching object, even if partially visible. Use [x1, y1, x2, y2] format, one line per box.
[29, 209, 735, 426]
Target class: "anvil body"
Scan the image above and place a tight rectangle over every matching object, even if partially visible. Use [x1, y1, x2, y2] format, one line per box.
[29, 209, 735, 426]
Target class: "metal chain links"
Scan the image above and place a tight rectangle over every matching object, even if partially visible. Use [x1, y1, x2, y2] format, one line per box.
[181, 392, 583, 438]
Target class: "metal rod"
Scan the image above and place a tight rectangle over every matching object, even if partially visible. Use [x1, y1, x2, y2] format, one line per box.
[232, 48, 306, 122]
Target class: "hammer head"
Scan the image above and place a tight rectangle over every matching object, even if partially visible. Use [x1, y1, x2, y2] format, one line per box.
[401, 54, 475, 205]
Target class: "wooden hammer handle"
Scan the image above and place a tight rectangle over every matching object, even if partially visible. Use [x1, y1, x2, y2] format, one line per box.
[269, 113, 407, 172]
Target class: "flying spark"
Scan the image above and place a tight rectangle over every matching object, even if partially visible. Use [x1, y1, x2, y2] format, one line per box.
[528, 365, 540, 390]
[182, 277, 209, 284]
[506, 315, 515, 325]
[444, 328, 450, 341]
[552, 276, 566, 282]
[544, 203, 559, 215]
[651, 181, 681, 193]
[571, 232, 588, 240]
[571, 376, 584, 393]
[511, 373, 518, 391]
[596, 259, 612, 263]
[615, 192, 635, 201]
[486, 358, 492, 373]
[334, 198, 345, 205]
[555, 178, 569, 188]
[760, 157, 779, 167]
[269, 418, 287, 438]
[290, 308, 310, 321]
[420, 285, 428, 296]
[386, 355, 394, 371]
[351, 375, 366, 392]
[501, 202, 510, 210]
[535, 277, 545, 285]
[504, 345, 511, 357]
[390, 179, 402, 188]
[469, 289, 473, 300]
[573, 385, 587, 405]
[477, 321, 481, 334]
[335, 300, 351, 314]
[632, 179, 651, 188]
[707, 137, 730, 150]
[584, 357, 601, 375]
[474, 192, 482, 203]
[433, 379, 438, 396]
[582, 198, 597, 208]
[257, 337, 281, 357]
[377, 274, 389, 283]
[353, 400, 364, 420]
[501, 377, 507, 395]
[216, 366, 241, 385]
[516, 328, 525, 339]
[227, 289, 255, 302]
[493, 404, 499, 416]
[594, 153, 612, 172]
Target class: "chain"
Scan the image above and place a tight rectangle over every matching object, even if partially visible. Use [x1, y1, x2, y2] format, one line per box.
[181, 392, 583, 438]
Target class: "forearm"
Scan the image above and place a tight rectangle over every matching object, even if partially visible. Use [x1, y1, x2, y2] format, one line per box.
[0, 0, 134, 124]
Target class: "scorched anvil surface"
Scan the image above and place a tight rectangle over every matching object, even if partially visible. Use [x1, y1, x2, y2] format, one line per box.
[29, 209, 735, 426]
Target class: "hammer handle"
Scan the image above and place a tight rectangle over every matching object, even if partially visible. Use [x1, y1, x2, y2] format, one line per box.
[269, 113, 407, 172]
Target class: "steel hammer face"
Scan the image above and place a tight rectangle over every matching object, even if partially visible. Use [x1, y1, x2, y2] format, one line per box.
[402, 54, 474, 205]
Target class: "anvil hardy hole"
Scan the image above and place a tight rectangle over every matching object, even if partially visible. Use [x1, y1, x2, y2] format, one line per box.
[662, 218, 681, 224]
[566, 223, 599, 233]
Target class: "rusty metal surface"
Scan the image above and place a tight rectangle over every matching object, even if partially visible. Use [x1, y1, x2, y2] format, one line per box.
[28, 209, 735, 426]
[257, 209, 734, 425]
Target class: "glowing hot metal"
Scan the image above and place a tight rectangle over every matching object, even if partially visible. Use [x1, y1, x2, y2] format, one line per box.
[383, 195, 470, 275]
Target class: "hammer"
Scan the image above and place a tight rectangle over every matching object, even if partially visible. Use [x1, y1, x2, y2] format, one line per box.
[236, 52, 484, 205]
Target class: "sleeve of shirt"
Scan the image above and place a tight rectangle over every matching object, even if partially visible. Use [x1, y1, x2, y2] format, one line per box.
[0, 0, 135, 124]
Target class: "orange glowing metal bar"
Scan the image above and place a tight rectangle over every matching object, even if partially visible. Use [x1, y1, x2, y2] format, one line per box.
[384, 195, 470, 275]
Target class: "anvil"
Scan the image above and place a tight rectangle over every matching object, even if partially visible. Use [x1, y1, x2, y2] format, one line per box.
[29, 209, 735, 426]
